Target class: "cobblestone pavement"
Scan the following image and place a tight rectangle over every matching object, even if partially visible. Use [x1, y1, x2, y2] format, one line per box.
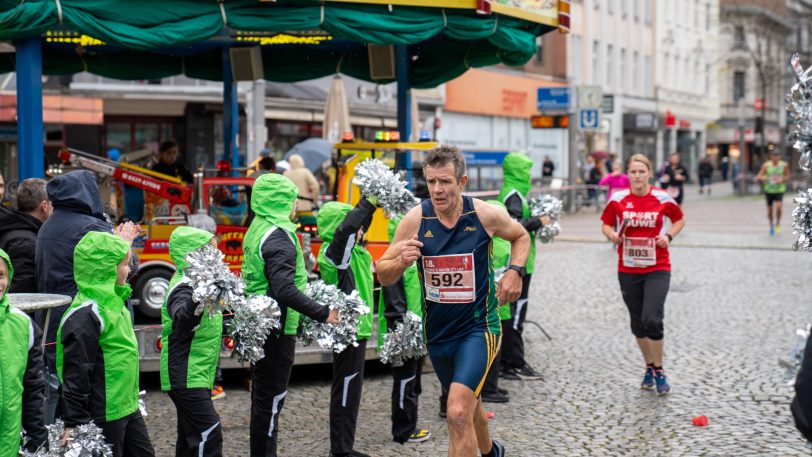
[142, 190, 812, 456]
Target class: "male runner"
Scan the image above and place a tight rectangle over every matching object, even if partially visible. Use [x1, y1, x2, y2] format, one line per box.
[378, 145, 530, 457]
[756, 149, 790, 236]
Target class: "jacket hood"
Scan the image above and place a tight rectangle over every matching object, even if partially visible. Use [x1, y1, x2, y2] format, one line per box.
[387, 216, 402, 243]
[169, 226, 214, 286]
[317, 201, 352, 243]
[250, 173, 299, 232]
[0, 205, 41, 235]
[47, 170, 105, 218]
[73, 231, 130, 310]
[502, 153, 533, 196]
[0, 248, 13, 314]
[288, 154, 305, 169]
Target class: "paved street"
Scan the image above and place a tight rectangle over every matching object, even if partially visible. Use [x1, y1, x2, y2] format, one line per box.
[142, 183, 812, 456]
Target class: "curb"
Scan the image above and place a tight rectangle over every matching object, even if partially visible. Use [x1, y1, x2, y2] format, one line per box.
[555, 236, 795, 252]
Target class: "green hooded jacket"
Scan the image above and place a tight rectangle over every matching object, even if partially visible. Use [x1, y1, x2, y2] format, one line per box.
[242, 173, 307, 335]
[486, 201, 512, 321]
[57, 231, 139, 424]
[376, 216, 423, 350]
[497, 152, 536, 274]
[317, 202, 373, 340]
[0, 249, 43, 453]
[160, 227, 221, 391]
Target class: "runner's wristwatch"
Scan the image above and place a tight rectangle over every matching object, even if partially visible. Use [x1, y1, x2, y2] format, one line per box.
[508, 265, 527, 278]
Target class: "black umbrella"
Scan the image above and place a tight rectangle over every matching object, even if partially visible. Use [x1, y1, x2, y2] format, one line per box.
[284, 138, 332, 173]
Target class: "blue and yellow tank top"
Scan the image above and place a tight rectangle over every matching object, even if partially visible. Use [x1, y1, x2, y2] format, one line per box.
[417, 196, 500, 344]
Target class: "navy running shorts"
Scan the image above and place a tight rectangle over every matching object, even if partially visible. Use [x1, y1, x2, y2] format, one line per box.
[427, 331, 501, 397]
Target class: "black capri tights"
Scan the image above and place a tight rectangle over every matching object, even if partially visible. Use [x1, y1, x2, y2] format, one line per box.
[618, 271, 670, 340]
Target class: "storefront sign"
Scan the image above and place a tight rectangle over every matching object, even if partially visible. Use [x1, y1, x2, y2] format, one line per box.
[0, 95, 103, 125]
[323, 1, 559, 26]
[447, 68, 566, 118]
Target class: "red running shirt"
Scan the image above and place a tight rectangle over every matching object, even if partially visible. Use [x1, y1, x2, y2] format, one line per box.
[600, 188, 684, 274]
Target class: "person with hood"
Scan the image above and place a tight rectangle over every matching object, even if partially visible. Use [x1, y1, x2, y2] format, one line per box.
[36, 170, 140, 424]
[0, 249, 47, 454]
[56, 231, 154, 456]
[498, 153, 547, 381]
[242, 173, 338, 457]
[479, 200, 515, 404]
[283, 154, 320, 213]
[0, 178, 52, 293]
[317, 198, 377, 457]
[377, 216, 431, 444]
[160, 227, 223, 457]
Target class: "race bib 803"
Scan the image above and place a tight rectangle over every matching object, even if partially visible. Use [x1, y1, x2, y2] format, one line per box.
[422, 253, 476, 303]
[622, 237, 656, 268]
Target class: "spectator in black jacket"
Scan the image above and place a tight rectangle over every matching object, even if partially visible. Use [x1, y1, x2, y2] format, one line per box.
[36, 170, 140, 424]
[0, 178, 52, 293]
[792, 335, 812, 443]
[151, 141, 195, 183]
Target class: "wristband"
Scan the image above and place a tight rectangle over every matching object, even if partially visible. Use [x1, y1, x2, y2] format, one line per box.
[666, 234, 673, 242]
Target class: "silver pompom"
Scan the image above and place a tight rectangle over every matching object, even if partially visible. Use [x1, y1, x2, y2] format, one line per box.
[379, 312, 427, 367]
[792, 188, 812, 251]
[353, 159, 419, 217]
[20, 419, 112, 457]
[788, 54, 812, 171]
[184, 244, 246, 317]
[299, 280, 371, 353]
[529, 194, 563, 243]
[779, 323, 810, 384]
[226, 295, 282, 364]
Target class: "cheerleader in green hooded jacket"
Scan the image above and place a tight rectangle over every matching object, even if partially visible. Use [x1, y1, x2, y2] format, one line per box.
[57, 231, 155, 457]
[160, 226, 222, 457]
[0, 249, 46, 456]
[376, 216, 431, 444]
[317, 197, 377, 457]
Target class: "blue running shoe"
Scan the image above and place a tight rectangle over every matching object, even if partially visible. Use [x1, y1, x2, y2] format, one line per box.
[655, 370, 671, 395]
[641, 367, 655, 390]
[491, 440, 505, 457]
[770, 226, 775, 237]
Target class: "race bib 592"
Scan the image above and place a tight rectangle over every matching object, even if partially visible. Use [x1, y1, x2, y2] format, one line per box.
[422, 253, 476, 303]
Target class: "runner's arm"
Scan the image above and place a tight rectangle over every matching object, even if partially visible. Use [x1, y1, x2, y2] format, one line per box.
[602, 224, 621, 244]
[377, 206, 422, 286]
[785, 165, 792, 183]
[476, 200, 529, 304]
[756, 163, 768, 181]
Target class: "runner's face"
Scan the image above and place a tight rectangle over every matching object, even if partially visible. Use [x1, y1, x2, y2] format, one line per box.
[627, 161, 650, 190]
[426, 162, 467, 213]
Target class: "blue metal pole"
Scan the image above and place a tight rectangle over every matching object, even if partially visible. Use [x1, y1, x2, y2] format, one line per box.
[222, 47, 239, 175]
[16, 37, 44, 179]
[395, 45, 412, 187]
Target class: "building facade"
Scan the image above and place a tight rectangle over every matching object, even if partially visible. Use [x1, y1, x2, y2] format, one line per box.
[655, 0, 721, 177]
[568, 0, 658, 165]
[710, 0, 793, 173]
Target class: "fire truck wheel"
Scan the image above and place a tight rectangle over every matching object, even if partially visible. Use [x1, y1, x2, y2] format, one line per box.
[133, 268, 172, 319]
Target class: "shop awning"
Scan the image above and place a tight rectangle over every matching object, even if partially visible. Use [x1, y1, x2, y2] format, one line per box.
[0, 0, 557, 88]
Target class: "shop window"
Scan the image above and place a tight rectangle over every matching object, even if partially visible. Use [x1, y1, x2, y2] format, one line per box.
[106, 123, 130, 151]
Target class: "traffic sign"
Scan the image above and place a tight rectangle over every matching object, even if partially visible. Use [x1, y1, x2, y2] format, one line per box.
[577, 86, 602, 109]
[537, 87, 571, 111]
[578, 109, 600, 130]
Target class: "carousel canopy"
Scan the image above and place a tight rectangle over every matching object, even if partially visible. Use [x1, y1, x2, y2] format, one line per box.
[0, 0, 557, 88]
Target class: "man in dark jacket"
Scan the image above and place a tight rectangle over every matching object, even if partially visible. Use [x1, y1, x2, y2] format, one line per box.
[792, 335, 812, 444]
[36, 170, 140, 424]
[151, 141, 195, 183]
[0, 178, 52, 293]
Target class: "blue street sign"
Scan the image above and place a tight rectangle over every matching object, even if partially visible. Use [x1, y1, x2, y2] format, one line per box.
[537, 87, 571, 111]
[579, 109, 600, 130]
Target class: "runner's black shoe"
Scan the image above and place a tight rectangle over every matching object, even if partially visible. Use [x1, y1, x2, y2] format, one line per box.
[491, 439, 505, 457]
[439, 399, 447, 418]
